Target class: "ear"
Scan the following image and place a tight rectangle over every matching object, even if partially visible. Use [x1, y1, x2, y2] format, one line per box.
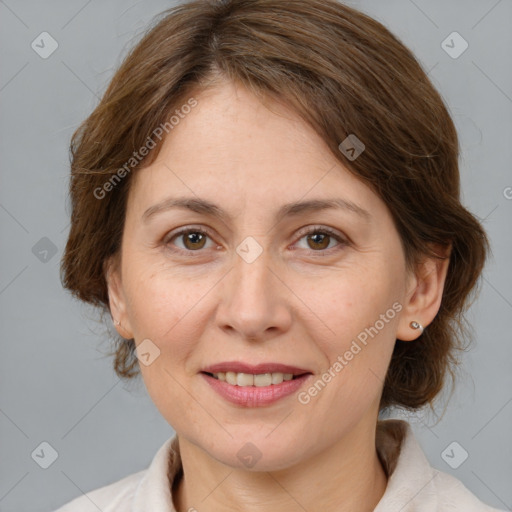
[104, 255, 134, 339]
[396, 243, 451, 341]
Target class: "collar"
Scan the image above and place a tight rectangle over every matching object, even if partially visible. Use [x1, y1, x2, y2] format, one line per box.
[129, 419, 486, 511]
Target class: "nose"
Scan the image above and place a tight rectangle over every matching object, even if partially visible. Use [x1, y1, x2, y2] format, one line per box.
[215, 245, 293, 342]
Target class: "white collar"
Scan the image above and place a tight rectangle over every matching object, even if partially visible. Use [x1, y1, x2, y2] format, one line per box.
[129, 419, 500, 511]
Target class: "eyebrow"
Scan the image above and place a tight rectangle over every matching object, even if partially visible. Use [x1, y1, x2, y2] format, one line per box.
[142, 196, 372, 224]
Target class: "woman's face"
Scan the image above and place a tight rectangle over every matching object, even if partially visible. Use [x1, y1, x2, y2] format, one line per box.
[107, 80, 421, 470]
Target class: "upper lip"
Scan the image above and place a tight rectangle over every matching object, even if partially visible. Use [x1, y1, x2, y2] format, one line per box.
[202, 362, 312, 375]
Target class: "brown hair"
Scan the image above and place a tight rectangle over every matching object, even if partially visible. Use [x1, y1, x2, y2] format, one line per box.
[60, 0, 489, 410]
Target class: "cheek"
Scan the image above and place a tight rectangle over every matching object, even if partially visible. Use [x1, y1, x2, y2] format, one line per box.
[126, 265, 211, 414]
[302, 262, 402, 342]
[304, 266, 401, 399]
[123, 257, 202, 334]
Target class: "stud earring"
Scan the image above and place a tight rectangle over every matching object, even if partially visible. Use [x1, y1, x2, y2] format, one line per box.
[409, 321, 424, 334]
[114, 319, 120, 326]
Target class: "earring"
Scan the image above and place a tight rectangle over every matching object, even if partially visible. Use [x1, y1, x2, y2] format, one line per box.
[409, 321, 424, 334]
[114, 319, 120, 326]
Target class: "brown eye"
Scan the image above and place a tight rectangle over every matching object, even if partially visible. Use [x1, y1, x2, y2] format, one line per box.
[165, 228, 215, 253]
[181, 231, 207, 250]
[306, 232, 332, 250]
[294, 227, 348, 255]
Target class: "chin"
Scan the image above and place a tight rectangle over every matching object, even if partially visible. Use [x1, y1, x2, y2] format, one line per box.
[202, 431, 309, 472]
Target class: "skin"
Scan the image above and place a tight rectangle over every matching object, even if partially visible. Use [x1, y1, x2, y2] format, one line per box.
[105, 79, 450, 512]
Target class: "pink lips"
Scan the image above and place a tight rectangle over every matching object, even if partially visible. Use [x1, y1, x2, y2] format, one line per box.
[202, 361, 311, 375]
[201, 361, 312, 407]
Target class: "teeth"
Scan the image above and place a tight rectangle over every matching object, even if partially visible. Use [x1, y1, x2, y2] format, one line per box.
[212, 372, 295, 386]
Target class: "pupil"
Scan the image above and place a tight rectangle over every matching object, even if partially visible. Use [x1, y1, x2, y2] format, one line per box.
[309, 233, 329, 250]
[186, 232, 205, 249]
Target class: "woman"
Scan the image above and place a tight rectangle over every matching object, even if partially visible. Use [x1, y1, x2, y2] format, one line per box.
[56, 0, 502, 510]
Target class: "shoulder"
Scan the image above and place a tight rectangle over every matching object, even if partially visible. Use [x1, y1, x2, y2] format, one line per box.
[429, 467, 503, 511]
[375, 419, 505, 511]
[53, 434, 179, 512]
[53, 470, 146, 512]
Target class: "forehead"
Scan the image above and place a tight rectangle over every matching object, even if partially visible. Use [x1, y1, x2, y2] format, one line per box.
[164, 81, 331, 168]
[127, 81, 388, 223]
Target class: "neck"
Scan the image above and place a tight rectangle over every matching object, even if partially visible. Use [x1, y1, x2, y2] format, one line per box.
[173, 420, 388, 512]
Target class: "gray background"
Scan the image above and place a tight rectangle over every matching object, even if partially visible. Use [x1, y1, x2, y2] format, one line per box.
[0, 1, 511, 511]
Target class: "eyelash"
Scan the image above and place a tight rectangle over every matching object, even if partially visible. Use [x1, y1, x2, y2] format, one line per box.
[163, 225, 348, 258]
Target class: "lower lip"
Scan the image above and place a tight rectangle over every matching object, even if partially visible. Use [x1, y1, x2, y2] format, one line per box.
[201, 372, 312, 407]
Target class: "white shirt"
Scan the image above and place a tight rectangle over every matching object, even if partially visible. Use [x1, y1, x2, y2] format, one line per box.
[54, 419, 503, 511]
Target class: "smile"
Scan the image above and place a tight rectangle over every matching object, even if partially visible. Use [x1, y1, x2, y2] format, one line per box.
[201, 371, 312, 407]
[207, 371, 299, 386]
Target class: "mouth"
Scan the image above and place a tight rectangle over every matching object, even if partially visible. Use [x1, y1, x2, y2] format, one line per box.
[201, 371, 308, 387]
[200, 362, 312, 386]
[199, 362, 313, 406]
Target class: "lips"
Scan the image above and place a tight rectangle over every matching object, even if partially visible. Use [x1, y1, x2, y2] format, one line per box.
[201, 371, 312, 407]
[201, 362, 311, 375]
[200, 361, 313, 406]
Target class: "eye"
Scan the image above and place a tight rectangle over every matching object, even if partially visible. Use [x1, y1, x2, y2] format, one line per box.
[164, 227, 217, 253]
[164, 225, 348, 256]
[294, 226, 348, 254]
